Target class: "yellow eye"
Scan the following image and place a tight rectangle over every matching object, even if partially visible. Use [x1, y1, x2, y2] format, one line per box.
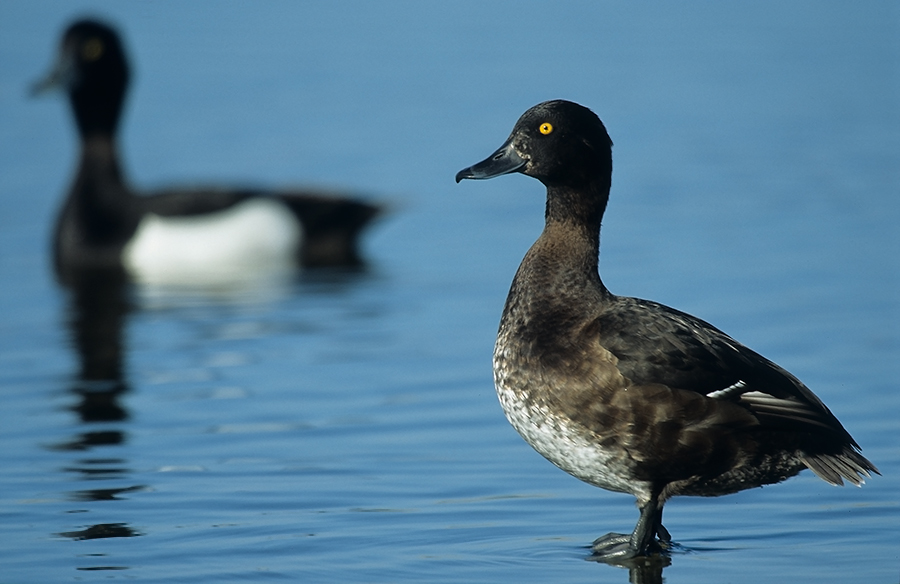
[82, 38, 104, 61]
[539, 122, 553, 135]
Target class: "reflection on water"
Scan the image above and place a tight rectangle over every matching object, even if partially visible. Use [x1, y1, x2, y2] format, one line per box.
[589, 548, 671, 584]
[48, 261, 377, 569]
[62, 459, 130, 480]
[51, 429, 124, 451]
[49, 268, 137, 556]
[69, 484, 145, 502]
[58, 522, 142, 541]
[68, 387, 129, 424]
[63, 268, 130, 381]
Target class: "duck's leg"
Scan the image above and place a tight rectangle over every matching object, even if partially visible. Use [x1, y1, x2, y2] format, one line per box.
[655, 508, 671, 544]
[591, 496, 667, 561]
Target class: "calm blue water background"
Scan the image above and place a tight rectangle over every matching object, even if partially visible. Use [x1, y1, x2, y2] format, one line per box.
[1, 2, 898, 582]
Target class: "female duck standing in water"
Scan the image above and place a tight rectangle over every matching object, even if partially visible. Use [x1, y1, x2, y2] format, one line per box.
[456, 99, 877, 561]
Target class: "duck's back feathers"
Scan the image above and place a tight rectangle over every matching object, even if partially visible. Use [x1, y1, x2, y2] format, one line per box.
[597, 297, 845, 432]
[592, 295, 874, 487]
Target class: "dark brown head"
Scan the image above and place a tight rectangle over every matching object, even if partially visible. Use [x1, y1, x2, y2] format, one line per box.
[456, 100, 614, 226]
[456, 100, 613, 189]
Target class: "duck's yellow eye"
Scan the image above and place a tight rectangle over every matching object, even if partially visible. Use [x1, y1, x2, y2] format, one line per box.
[539, 122, 553, 135]
[82, 38, 104, 61]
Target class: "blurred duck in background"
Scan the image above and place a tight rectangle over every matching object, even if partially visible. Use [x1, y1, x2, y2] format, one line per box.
[33, 19, 381, 288]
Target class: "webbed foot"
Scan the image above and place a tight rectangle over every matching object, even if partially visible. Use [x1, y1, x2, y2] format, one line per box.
[591, 532, 637, 561]
[590, 531, 668, 563]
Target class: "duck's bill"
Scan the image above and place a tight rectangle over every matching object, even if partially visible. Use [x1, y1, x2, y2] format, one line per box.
[455, 139, 526, 182]
[30, 53, 73, 97]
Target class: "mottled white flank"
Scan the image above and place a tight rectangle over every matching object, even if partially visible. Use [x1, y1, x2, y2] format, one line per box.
[706, 379, 747, 400]
[123, 198, 301, 286]
[492, 345, 650, 500]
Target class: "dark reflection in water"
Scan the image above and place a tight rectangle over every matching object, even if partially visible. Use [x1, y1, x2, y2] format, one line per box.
[65, 269, 130, 385]
[69, 383, 129, 423]
[70, 484, 146, 502]
[588, 553, 670, 584]
[52, 267, 142, 553]
[50, 429, 125, 451]
[627, 563, 665, 584]
[62, 267, 131, 426]
[49, 263, 376, 570]
[58, 522, 142, 541]
[77, 566, 129, 571]
[62, 458, 130, 480]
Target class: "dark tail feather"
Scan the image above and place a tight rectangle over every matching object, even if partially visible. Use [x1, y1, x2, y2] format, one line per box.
[801, 448, 879, 487]
[279, 193, 383, 267]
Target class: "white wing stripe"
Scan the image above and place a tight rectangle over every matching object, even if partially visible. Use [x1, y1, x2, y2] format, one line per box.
[706, 380, 746, 399]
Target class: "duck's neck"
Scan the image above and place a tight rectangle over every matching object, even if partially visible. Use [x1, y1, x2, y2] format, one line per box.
[74, 135, 129, 198]
[54, 135, 136, 275]
[68, 61, 129, 200]
[501, 179, 611, 335]
[532, 179, 610, 288]
[65, 134, 137, 237]
[545, 177, 609, 229]
[498, 179, 611, 347]
[70, 76, 125, 140]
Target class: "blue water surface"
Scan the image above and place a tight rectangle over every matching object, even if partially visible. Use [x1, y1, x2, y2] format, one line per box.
[0, 2, 898, 583]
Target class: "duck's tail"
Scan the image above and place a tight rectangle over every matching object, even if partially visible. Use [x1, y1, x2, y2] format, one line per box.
[801, 448, 879, 487]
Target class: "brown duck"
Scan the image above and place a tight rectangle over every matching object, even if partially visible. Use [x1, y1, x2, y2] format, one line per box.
[456, 99, 877, 561]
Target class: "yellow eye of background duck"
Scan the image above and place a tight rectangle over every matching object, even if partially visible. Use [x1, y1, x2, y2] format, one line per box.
[81, 38, 104, 61]
[539, 122, 553, 135]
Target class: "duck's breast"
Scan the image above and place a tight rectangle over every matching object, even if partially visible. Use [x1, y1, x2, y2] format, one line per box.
[492, 335, 652, 499]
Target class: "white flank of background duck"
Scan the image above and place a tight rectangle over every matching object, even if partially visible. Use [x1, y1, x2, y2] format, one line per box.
[123, 198, 301, 286]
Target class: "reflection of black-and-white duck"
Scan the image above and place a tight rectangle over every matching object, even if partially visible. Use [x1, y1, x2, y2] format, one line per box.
[456, 99, 877, 562]
[34, 19, 381, 286]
